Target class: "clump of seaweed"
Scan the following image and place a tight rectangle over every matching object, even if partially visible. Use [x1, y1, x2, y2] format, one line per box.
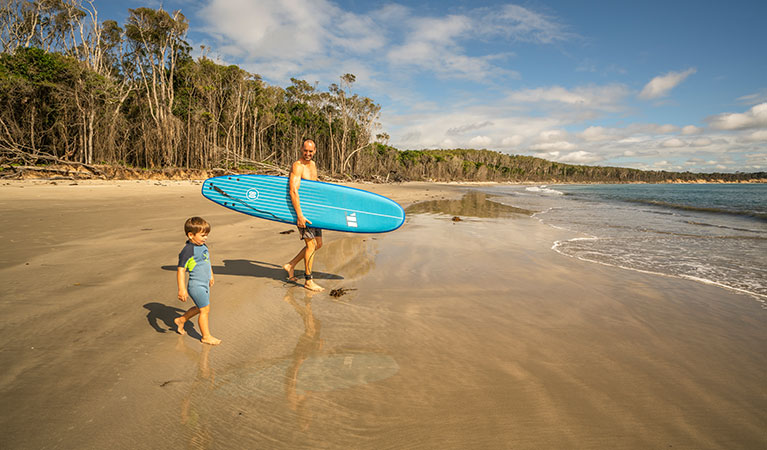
[330, 288, 356, 298]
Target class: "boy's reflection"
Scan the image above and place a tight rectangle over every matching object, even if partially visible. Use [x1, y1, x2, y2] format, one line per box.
[177, 338, 214, 447]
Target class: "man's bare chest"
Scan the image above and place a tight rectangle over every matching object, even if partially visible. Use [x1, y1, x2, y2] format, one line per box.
[301, 164, 318, 181]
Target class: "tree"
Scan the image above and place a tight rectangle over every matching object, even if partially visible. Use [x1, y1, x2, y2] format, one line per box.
[124, 7, 189, 166]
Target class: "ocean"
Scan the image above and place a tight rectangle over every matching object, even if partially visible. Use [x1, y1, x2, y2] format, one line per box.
[482, 183, 767, 305]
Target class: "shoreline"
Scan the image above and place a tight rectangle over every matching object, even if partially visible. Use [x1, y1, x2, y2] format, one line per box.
[1, 180, 765, 448]
[551, 237, 767, 305]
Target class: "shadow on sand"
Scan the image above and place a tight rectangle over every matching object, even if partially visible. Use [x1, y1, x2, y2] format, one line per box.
[143, 302, 202, 339]
[161, 259, 343, 282]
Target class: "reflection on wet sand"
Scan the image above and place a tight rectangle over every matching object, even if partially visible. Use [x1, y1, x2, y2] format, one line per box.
[177, 339, 215, 448]
[181, 286, 399, 437]
[406, 190, 534, 218]
[283, 288, 323, 430]
[314, 235, 378, 284]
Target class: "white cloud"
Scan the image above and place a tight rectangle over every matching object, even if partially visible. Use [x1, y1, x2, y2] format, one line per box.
[198, 0, 385, 81]
[737, 89, 767, 106]
[200, 0, 358, 58]
[681, 125, 703, 135]
[638, 68, 697, 100]
[536, 151, 560, 159]
[743, 130, 767, 142]
[469, 135, 493, 147]
[662, 138, 685, 148]
[655, 124, 678, 134]
[538, 129, 569, 141]
[446, 121, 494, 136]
[708, 102, 767, 130]
[744, 153, 767, 167]
[387, 109, 558, 151]
[386, 15, 482, 79]
[490, 4, 574, 44]
[198, 1, 573, 84]
[384, 4, 571, 81]
[507, 84, 629, 112]
[502, 135, 524, 147]
[557, 151, 603, 163]
[578, 126, 612, 141]
[530, 141, 576, 151]
[440, 138, 456, 148]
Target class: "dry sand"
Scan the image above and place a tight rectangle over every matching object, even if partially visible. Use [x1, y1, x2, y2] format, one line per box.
[0, 180, 765, 449]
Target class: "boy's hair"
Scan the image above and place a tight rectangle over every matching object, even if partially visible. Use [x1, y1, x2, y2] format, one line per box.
[184, 216, 210, 235]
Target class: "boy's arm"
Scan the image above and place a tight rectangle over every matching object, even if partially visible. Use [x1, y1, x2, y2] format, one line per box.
[177, 267, 188, 301]
[210, 271, 215, 287]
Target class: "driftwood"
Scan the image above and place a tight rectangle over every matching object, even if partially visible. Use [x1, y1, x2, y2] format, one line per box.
[220, 150, 289, 176]
[1, 147, 106, 177]
[0, 164, 92, 180]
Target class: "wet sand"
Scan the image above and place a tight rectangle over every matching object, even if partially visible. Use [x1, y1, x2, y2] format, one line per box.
[0, 180, 765, 449]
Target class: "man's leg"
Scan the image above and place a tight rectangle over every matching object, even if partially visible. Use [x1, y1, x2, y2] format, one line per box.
[284, 246, 306, 281]
[304, 237, 324, 292]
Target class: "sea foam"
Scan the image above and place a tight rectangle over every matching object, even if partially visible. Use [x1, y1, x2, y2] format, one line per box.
[525, 185, 563, 195]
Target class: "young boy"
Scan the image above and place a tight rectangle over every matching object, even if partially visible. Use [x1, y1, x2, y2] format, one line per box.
[174, 217, 221, 345]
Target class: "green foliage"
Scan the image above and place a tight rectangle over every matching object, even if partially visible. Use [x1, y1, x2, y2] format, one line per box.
[0, 47, 76, 83]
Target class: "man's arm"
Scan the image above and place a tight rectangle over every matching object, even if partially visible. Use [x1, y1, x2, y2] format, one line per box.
[289, 161, 311, 228]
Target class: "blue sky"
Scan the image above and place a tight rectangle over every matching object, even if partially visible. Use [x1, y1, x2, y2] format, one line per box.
[97, 0, 766, 173]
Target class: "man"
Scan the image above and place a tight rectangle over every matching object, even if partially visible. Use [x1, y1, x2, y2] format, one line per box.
[283, 139, 325, 292]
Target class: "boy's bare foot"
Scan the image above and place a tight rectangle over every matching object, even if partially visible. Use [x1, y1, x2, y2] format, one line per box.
[201, 335, 222, 345]
[304, 280, 325, 292]
[283, 263, 297, 281]
[174, 317, 186, 335]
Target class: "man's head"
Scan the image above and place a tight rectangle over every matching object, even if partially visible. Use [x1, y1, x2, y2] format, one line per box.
[301, 139, 316, 161]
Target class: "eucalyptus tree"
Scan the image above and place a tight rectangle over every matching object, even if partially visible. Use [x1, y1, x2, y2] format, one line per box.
[124, 7, 189, 166]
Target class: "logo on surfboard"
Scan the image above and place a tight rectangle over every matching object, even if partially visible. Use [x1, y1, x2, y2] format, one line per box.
[246, 188, 259, 201]
[345, 212, 357, 228]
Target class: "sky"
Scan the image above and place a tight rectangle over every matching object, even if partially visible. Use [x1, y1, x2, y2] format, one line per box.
[97, 0, 767, 173]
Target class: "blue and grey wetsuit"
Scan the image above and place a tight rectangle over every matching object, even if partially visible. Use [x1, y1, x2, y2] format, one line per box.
[177, 241, 212, 308]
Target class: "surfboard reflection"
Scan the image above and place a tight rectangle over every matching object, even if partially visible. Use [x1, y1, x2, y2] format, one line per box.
[406, 190, 534, 218]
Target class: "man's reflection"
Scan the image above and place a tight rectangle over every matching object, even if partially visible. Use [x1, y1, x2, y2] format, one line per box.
[283, 287, 323, 430]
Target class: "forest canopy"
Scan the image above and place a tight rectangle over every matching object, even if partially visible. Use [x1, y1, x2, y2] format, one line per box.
[1, 1, 764, 183]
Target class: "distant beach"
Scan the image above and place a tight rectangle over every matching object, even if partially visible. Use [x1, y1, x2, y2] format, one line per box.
[1, 180, 765, 449]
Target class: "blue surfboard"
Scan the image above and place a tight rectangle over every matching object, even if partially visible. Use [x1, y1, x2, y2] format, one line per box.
[201, 175, 405, 233]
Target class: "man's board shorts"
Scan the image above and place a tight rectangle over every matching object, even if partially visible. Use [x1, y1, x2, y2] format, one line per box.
[188, 285, 210, 308]
[298, 226, 323, 240]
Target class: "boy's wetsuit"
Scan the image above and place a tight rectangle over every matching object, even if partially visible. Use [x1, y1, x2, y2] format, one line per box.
[177, 241, 212, 308]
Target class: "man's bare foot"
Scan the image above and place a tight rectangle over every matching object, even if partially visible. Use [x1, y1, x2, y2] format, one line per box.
[174, 317, 187, 335]
[304, 279, 325, 292]
[201, 335, 222, 345]
[283, 263, 297, 281]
